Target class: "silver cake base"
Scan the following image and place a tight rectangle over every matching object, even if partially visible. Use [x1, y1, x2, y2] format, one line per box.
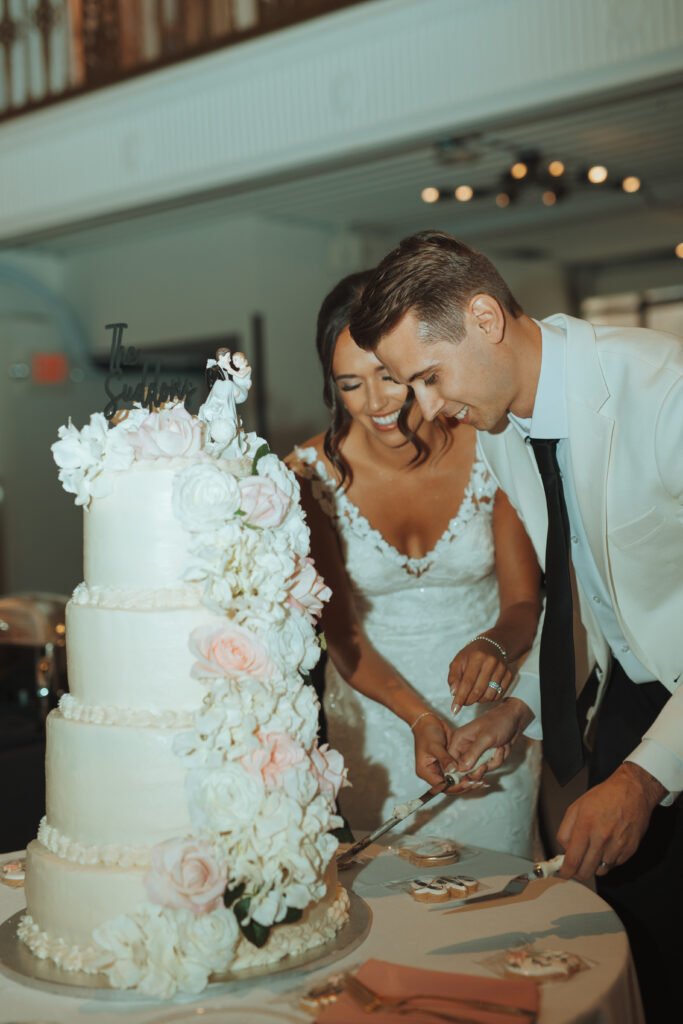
[0, 890, 371, 1001]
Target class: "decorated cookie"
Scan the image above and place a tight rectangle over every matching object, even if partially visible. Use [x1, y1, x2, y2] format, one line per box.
[410, 874, 480, 903]
[300, 971, 346, 1012]
[397, 836, 460, 867]
[504, 949, 582, 980]
[1, 859, 25, 888]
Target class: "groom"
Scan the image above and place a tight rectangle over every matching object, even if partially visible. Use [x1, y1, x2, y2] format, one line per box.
[349, 230, 682, 1019]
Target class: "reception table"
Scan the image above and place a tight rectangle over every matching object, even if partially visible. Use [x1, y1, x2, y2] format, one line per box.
[0, 843, 644, 1024]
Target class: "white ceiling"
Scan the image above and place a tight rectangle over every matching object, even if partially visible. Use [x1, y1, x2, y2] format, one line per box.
[14, 74, 683, 267]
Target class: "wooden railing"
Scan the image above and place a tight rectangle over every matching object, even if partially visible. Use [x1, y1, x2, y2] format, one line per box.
[0, 0, 368, 121]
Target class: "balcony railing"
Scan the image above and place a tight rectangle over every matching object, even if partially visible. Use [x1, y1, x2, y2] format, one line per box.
[0, 0, 368, 121]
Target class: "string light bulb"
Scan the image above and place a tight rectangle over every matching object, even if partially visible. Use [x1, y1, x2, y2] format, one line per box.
[454, 185, 474, 201]
[542, 190, 557, 206]
[421, 187, 440, 204]
[621, 176, 641, 194]
[587, 165, 608, 184]
[675, 242, 683, 259]
[510, 162, 528, 180]
[548, 160, 565, 177]
[495, 192, 511, 208]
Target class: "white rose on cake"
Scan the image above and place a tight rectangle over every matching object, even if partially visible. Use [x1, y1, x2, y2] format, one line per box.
[173, 463, 241, 532]
[186, 764, 264, 834]
[176, 905, 238, 974]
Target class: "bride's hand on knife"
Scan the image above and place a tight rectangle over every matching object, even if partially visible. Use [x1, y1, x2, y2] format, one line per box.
[412, 714, 484, 793]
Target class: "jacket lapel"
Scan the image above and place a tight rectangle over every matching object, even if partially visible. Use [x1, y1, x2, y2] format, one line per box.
[553, 315, 614, 591]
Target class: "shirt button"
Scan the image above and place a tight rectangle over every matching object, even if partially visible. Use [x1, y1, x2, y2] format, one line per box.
[621, 644, 629, 653]
[592, 595, 600, 604]
[571, 535, 578, 544]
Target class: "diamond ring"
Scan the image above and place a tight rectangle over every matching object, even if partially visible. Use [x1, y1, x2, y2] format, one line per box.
[598, 860, 611, 870]
[487, 681, 503, 694]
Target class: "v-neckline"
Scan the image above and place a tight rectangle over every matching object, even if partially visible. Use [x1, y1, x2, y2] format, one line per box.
[295, 446, 488, 573]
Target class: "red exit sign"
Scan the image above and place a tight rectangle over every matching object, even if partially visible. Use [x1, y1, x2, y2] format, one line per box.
[31, 353, 69, 385]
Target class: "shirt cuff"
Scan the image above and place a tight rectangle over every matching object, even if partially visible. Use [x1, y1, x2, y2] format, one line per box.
[626, 739, 683, 806]
[507, 670, 542, 741]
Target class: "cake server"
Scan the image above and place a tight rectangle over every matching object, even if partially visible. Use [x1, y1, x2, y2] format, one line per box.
[446, 854, 566, 909]
[336, 747, 498, 868]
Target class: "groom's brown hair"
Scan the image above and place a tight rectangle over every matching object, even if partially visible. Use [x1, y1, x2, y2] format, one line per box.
[350, 230, 523, 350]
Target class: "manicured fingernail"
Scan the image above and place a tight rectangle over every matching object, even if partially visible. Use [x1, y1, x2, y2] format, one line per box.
[452, 704, 462, 716]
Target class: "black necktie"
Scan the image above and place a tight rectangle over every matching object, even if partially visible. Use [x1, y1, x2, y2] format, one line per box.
[530, 438, 584, 786]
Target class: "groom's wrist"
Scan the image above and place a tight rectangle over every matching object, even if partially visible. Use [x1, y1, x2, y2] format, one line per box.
[503, 697, 534, 732]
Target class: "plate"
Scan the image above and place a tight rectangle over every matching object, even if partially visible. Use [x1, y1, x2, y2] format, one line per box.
[149, 1008, 303, 1024]
[0, 890, 371, 1001]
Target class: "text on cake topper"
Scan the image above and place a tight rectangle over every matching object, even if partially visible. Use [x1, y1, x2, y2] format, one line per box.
[103, 323, 197, 420]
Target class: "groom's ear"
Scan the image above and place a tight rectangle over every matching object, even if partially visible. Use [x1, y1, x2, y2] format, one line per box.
[468, 294, 505, 344]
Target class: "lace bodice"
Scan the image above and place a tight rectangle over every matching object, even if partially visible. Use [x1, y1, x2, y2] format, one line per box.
[292, 446, 500, 628]
[292, 445, 541, 856]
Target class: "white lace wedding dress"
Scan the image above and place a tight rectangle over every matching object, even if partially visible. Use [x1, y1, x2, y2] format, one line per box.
[294, 447, 542, 859]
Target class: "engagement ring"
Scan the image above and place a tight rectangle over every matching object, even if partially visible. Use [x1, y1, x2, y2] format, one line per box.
[487, 681, 503, 694]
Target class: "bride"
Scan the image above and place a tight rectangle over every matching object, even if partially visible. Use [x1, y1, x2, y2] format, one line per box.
[288, 272, 542, 856]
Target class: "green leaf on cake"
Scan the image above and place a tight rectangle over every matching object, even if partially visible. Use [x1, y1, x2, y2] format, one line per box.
[251, 443, 271, 474]
[223, 881, 246, 908]
[233, 895, 271, 948]
[281, 906, 303, 924]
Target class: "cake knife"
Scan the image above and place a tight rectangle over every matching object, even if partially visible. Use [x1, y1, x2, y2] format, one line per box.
[336, 747, 498, 868]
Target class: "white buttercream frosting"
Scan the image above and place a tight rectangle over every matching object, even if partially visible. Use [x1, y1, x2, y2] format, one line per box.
[59, 694, 194, 730]
[37, 818, 151, 868]
[27, 357, 345, 998]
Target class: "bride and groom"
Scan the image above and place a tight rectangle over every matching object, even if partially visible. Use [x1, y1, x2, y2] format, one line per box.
[343, 229, 682, 1020]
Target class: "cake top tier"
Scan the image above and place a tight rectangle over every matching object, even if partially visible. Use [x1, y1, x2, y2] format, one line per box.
[52, 350, 254, 508]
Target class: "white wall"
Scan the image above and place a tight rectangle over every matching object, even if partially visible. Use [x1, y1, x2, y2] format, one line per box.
[0, 215, 379, 592]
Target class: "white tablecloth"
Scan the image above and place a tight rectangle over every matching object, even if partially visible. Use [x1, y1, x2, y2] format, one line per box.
[0, 845, 644, 1024]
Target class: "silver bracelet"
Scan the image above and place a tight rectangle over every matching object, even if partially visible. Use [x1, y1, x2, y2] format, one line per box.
[474, 634, 508, 663]
[410, 711, 438, 732]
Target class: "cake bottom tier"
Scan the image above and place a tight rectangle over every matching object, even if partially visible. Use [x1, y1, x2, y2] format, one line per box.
[21, 840, 350, 979]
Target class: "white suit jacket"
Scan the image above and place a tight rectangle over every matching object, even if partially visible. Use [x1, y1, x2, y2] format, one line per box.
[478, 314, 683, 785]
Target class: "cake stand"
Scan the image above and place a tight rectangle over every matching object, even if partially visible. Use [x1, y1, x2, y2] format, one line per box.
[0, 890, 371, 1001]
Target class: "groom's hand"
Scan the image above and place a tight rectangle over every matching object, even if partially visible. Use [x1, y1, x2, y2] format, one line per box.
[446, 698, 534, 774]
[557, 762, 666, 881]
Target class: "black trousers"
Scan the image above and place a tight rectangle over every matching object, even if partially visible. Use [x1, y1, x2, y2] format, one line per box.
[588, 660, 683, 1023]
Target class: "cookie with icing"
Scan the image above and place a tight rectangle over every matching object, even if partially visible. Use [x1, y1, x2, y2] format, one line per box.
[504, 949, 582, 980]
[410, 874, 479, 902]
[397, 836, 460, 867]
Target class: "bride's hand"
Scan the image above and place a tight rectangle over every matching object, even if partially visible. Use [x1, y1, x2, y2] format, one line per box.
[412, 715, 473, 793]
[447, 638, 512, 713]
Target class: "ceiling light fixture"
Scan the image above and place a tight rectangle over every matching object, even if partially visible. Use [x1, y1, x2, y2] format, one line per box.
[587, 165, 608, 184]
[621, 176, 641, 193]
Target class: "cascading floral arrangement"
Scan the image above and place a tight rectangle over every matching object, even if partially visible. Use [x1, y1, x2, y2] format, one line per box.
[49, 352, 348, 997]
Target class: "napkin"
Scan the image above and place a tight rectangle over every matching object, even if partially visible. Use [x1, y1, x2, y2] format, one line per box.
[315, 958, 539, 1024]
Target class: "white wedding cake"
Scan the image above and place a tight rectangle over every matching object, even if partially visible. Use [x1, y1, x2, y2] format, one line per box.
[19, 352, 349, 998]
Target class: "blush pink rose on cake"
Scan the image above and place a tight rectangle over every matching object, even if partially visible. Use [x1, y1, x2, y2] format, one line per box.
[189, 622, 276, 679]
[238, 476, 291, 527]
[144, 838, 228, 915]
[241, 731, 307, 788]
[131, 405, 205, 459]
[311, 744, 347, 800]
[286, 556, 331, 624]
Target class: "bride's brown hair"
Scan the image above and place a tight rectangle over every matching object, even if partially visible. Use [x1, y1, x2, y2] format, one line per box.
[316, 271, 431, 488]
